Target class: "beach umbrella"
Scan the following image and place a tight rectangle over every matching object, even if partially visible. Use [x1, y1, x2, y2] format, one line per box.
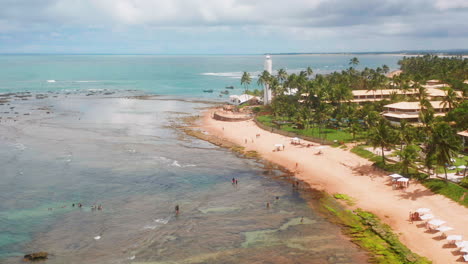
[436, 226, 453, 232]
[458, 165, 466, 169]
[389, 173, 403, 179]
[456, 241, 468, 248]
[274, 144, 283, 147]
[460, 247, 468, 253]
[447, 235, 463, 241]
[420, 214, 434, 220]
[428, 219, 446, 227]
[397, 177, 409, 182]
[464, 255, 468, 262]
[416, 208, 431, 214]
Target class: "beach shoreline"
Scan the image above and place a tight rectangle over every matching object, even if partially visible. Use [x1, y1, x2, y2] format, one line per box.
[195, 107, 468, 264]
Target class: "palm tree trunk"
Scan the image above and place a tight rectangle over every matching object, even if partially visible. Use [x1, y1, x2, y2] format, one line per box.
[444, 166, 448, 181]
[381, 146, 386, 164]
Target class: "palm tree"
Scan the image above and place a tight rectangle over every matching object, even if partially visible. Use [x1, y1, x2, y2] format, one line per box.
[306, 67, 313, 78]
[257, 70, 271, 91]
[349, 57, 359, 67]
[240, 72, 252, 93]
[398, 144, 419, 176]
[441, 87, 459, 110]
[368, 117, 396, 164]
[426, 122, 461, 180]
[276, 69, 288, 84]
[382, 64, 390, 75]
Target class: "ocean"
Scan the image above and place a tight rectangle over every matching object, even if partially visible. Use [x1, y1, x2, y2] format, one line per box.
[0, 54, 402, 263]
[0, 54, 402, 96]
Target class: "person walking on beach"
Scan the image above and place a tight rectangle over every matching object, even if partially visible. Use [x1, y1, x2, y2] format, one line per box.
[235, 179, 238, 185]
[232, 177, 235, 184]
[175, 205, 180, 215]
[266, 202, 270, 209]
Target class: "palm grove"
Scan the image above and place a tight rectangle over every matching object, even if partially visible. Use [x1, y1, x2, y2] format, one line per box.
[240, 55, 468, 182]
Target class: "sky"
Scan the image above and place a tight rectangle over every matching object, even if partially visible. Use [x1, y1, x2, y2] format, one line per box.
[0, 0, 467, 54]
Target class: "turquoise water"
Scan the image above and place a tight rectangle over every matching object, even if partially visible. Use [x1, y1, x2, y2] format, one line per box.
[0, 55, 402, 263]
[0, 54, 402, 97]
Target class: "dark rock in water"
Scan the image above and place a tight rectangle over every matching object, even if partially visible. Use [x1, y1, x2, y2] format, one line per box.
[23, 252, 48, 261]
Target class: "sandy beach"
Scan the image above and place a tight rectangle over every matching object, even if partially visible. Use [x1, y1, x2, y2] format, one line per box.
[201, 109, 468, 264]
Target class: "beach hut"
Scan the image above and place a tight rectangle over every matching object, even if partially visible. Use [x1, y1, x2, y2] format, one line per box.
[389, 173, 403, 179]
[291, 137, 301, 145]
[274, 144, 284, 151]
[397, 177, 409, 188]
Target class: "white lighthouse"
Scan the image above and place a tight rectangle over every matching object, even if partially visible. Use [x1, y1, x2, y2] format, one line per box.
[263, 55, 273, 105]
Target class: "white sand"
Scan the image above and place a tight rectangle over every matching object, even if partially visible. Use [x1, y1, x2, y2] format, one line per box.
[201, 109, 468, 264]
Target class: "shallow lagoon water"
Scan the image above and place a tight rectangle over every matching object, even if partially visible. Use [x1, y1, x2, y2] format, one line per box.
[0, 91, 368, 263]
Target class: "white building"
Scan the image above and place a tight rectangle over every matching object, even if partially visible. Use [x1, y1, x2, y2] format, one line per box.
[263, 55, 273, 105]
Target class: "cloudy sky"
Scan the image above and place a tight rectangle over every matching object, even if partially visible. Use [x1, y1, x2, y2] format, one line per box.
[0, 0, 467, 54]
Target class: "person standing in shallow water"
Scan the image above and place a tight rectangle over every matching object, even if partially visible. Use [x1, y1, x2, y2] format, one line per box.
[175, 205, 180, 215]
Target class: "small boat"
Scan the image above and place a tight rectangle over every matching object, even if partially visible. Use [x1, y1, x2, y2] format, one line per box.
[225, 86, 234, 89]
[203, 89, 214, 93]
[220, 90, 229, 95]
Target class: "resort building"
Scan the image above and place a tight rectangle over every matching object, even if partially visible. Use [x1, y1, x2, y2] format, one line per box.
[382, 101, 449, 125]
[351, 87, 462, 103]
[229, 94, 260, 105]
[457, 130, 468, 152]
[351, 89, 416, 103]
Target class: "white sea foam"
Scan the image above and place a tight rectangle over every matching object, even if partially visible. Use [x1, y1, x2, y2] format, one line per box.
[143, 218, 169, 230]
[128, 256, 135, 260]
[47, 80, 56, 83]
[75, 81, 98, 83]
[94, 236, 101, 240]
[157, 156, 196, 168]
[13, 143, 26, 150]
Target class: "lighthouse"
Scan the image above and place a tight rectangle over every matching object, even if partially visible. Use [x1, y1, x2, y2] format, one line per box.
[263, 55, 272, 105]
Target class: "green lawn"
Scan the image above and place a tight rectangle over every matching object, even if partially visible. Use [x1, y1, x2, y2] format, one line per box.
[351, 145, 468, 208]
[422, 179, 468, 207]
[256, 115, 364, 143]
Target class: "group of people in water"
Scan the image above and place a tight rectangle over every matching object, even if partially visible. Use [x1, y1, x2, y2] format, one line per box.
[231, 177, 239, 185]
[47, 203, 103, 211]
[72, 203, 103, 210]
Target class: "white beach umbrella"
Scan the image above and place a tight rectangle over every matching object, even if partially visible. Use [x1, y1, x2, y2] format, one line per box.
[291, 137, 300, 141]
[415, 208, 431, 214]
[447, 235, 463, 241]
[420, 214, 434, 220]
[428, 219, 446, 227]
[458, 165, 466, 169]
[274, 144, 283, 147]
[464, 255, 468, 262]
[456, 241, 468, 248]
[397, 177, 409, 182]
[389, 174, 403, 179]
[436, 226, 453, 232]
[460, 247, 468, 253]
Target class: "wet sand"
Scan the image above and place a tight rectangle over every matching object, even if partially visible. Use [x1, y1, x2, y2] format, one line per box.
[200, 108, 468, 264]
